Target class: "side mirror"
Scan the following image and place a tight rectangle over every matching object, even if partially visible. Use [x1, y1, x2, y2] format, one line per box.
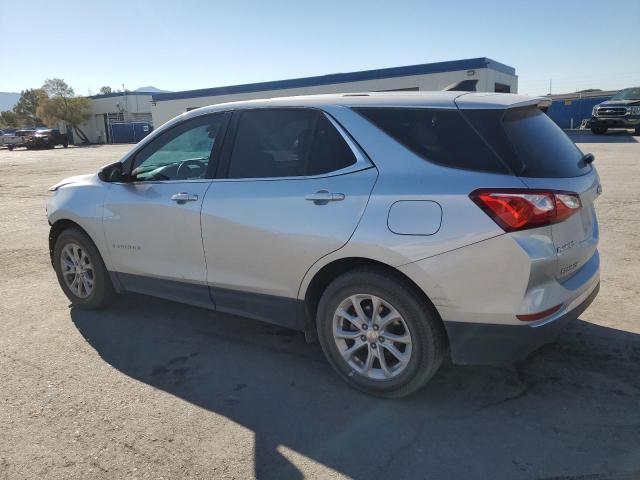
[98, 162, 127, 183]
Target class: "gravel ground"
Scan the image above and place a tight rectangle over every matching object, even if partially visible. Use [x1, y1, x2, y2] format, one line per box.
[1, 133, 639, 480]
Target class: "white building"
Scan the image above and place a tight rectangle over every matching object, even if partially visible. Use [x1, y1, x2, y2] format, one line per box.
[75, 92, 153, 144]
[151, 57, 517, 127]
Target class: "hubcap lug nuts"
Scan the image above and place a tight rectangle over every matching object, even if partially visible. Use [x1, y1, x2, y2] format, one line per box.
[379, 336, 384, 342]
[362, 324, 368, 330]
[360, 335, 366, 341]
[373, 325, 379, 331]
[371, 343, 377, 349]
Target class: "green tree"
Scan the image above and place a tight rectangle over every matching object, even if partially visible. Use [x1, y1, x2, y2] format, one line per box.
[0, 110, 19, 127]
[13, 88, 48, 126]
[38, 78, 91, 143]
[99, 86, 113, 95]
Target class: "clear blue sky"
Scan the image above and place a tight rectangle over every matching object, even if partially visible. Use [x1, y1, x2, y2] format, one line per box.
[1, 0, 638, 96]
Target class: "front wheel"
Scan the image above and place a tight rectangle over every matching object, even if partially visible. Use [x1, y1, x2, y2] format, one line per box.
[591, 127, 607, 135]
[634, 127, 640, 137]
[317, 267, 446, 398]
[53, 228, 115, 309]
[7, 145, 13, 151]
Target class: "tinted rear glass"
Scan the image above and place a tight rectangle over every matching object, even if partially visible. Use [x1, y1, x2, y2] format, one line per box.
[462, 107, 590, 178]
[354, 108, 509, 174]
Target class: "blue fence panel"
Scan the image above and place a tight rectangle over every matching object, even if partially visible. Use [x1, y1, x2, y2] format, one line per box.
[546, 95, 612, 129]
[110, 122, 154, 144]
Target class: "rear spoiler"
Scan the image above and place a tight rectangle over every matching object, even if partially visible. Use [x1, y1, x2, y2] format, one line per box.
[455, 94, 552, 111]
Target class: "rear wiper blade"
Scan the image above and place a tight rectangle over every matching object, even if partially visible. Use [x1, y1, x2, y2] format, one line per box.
[579, 153, 595, 167]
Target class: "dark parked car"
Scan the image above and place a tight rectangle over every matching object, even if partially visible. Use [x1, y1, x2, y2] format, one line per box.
[23, 128, 69, 149]
[590, 87, 640, 135]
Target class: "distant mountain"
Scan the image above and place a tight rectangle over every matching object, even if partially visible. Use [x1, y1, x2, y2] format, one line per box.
[133, 86, 171, 93]
[0, 92, 20, 111]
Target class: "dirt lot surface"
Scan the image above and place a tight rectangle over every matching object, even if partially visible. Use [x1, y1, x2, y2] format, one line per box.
[1, 134, 639, 480]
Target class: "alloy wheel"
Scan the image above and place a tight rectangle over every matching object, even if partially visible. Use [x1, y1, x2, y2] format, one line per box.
[332, 294, 413, 380]
[60, 243, 95, 299]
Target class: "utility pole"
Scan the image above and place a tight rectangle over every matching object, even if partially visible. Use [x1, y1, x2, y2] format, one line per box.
[549, 78, 552, 95]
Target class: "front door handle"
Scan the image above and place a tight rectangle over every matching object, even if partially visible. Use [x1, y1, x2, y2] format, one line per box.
[171, 192, 199, 204]
[305, 190, 345, 205]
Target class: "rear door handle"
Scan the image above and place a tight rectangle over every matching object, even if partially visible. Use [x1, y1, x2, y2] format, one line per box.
[171, 192, 199, 204]
[305, 190, 345, 205]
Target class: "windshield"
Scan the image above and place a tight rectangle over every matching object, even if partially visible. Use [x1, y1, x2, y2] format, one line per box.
[611, 87, 640, 101]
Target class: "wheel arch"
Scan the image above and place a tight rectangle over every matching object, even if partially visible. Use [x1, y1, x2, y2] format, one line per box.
[300, 257, 446, 346]
[49, 219, 97, 266]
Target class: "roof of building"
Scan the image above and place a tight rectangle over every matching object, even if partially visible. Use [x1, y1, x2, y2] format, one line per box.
[152, 57, 516, 103]
[547, 89, 619, 101]
[88, 91, 155, 100]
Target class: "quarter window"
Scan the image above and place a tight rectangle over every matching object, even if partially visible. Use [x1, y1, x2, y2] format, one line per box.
[354, 107, 509, 174]
[227, 109, 357, 179]
[131, 113, 226, 182]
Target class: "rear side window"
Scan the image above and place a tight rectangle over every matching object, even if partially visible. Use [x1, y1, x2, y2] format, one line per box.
[353, 107, 509, 174]
[227, 109, 357, 179]
[462, 107, 590, 178]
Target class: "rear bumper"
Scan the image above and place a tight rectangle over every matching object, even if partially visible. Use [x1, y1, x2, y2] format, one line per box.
[444, 282, 599, 366]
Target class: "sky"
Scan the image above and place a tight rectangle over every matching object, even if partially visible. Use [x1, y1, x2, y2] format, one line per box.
[1, 0, 639, 96]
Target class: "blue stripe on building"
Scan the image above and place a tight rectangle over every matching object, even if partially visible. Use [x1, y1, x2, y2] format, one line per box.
[152, 57, 515, 102]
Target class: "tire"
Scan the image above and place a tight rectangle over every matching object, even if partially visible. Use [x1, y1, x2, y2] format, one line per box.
[316, 267, 446, 398]
[7, 145, 13, 151]
[53, 228, 115, 310]
[63, 142, 69, 148]
[633, 127, 640, 137]
[591, 127, 607, 135]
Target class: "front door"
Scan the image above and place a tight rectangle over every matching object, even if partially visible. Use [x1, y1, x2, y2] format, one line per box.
[201, 108, 377, 327]
[102, 112, 229, 308]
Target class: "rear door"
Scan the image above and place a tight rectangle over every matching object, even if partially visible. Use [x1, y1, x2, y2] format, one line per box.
[200, 108, 377, 327]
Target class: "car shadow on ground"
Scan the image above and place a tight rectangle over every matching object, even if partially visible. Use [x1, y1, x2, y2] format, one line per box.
[567, 130, 639, 144]
[71, 295, 640, 480]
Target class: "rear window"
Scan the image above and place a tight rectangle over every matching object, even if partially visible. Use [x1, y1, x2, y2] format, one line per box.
[462, 107, 590, 178]
[353, 108, 509, 174]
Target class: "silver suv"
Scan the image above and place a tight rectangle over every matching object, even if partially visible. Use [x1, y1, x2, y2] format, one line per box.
[47, 92, 600, 398]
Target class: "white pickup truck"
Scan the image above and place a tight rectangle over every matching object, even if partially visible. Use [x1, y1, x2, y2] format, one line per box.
[0, 128, 33, 150]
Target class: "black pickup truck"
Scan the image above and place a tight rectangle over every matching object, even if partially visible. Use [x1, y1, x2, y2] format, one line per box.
[23, 128, 69, 149]
[590, 87, 640, 135]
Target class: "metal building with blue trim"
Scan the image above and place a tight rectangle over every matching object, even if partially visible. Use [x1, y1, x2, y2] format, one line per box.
[150, 57, 518, 126]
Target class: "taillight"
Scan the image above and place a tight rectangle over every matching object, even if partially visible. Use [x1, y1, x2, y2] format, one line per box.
[470, 189, 581, 232]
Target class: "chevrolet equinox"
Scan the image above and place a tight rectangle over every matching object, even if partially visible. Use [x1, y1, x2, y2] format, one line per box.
[47, 92, 600, 398]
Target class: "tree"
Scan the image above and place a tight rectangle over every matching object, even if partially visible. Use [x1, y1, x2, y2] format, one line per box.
[38, 78, 91, 143]
[13, 88, 48, 126]
[0, 110, 19, 127]
[99, 86, 113, 95]
[42, 78, 75, 98]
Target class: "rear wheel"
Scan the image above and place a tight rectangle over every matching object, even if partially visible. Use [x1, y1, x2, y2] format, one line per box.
[7, 145, 13, 151]
[53, 228, 115, 309]
[634, 127, 640, 137]
[591, 127, 607, 135]
[317, 267, 446, 398]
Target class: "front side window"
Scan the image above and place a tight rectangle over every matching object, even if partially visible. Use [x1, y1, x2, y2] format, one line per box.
[227, 109, 357, 179]
[131, 113, 226, 182]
